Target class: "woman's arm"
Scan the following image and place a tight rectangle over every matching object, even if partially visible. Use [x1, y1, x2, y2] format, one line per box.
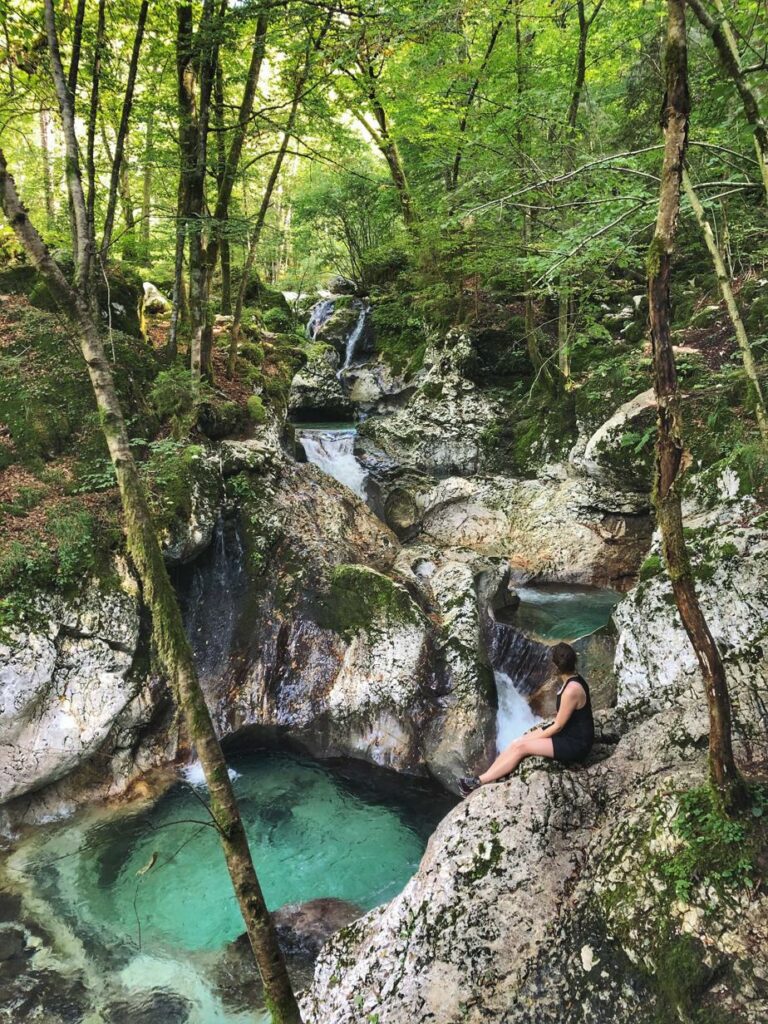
[534, 685, 582, 739]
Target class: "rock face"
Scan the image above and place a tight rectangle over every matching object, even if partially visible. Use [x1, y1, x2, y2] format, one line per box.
[378, 471, 651, 588]
[170, 442, 497, 784]
[359, 329, 499, 476]
[614, 497, 768, 750]
[0, 571, 142, 805]
[288, 345, 353, 420]
[303, 642, 768, 1024]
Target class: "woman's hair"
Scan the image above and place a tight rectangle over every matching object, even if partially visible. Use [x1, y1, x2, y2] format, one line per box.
[551, 642, 577, 673]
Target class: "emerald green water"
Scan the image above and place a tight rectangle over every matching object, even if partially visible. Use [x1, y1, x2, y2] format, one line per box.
[510, 584, 620, 641]
[11, 751, 452, 1023]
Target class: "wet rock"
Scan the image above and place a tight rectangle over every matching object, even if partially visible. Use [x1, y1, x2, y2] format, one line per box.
[273, 897, 363, 959]
[106, 990, 191, 1024]
[159, 448, 222, 565]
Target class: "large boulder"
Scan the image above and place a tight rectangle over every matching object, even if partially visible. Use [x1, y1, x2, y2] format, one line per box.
[614, 496, 768, 751]
[359, 329, 501, 477]
[288, 346, 353, 421]
[303, 662, 768, 1024]
[382, 472, 652, 588]
[0, 570, 142, 806]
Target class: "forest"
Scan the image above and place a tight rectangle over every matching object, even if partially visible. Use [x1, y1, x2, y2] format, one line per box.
[0, 0, 767, 1022]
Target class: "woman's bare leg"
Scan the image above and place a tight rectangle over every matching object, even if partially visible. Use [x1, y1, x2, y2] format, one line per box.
[478, 736, 555, 783]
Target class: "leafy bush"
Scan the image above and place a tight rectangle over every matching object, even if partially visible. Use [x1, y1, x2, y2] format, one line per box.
[149, 365, 195, 420]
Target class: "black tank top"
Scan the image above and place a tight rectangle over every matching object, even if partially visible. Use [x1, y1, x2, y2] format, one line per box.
[555, 674, 594, 746]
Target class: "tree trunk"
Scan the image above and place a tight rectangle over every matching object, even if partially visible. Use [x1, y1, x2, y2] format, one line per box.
[0, 147, 304, 1024]
[101, 0, 150, 260]
[44, 0, 93, 296]
[66, 0, 87, 97]
[228, 16, 331, 374]
[687, 0, 768, 202]
[85, 0, 106, 263]
[648, 0, 746, 813]
[39, 107, 56, 230]
[141, 104, 154, 255]
[682, 169, 768, 441]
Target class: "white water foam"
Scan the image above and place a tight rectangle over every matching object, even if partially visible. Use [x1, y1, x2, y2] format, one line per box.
[495, 670, 541, 752]
[298, 428, 368, 498]
[183, 761, 241, 788]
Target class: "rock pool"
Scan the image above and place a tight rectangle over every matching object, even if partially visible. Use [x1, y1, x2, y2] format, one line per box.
[6, 751, 453, 1023]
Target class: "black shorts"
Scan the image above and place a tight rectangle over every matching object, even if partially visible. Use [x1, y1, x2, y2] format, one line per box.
[552, 734, 593, 764]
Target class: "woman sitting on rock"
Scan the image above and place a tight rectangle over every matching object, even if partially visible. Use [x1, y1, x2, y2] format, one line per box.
[459, 642, 594, 797]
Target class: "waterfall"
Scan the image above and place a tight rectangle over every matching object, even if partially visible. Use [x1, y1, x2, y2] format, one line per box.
[174, 518, 248, 684]
[307, 298, 335, 339]
[297, 427, 368, 498]
[495, 670, 541, 750]
[341, 305, 369, 370]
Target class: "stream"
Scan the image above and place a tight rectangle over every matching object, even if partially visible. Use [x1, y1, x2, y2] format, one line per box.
[294, 424, 368, 499]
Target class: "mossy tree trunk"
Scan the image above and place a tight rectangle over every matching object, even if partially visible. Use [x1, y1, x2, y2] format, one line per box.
[687, 0, 768, 202]
[682, 168, 768, 442]
[1, 9, 304, 1015]
[0, 147, 303, 1024]
[648, 0, 747, 814]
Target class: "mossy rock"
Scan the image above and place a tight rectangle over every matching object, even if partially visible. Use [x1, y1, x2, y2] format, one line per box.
[26, 263, 144, 337]
[315, 565, 424, 638]
[242, 274, 291, 314]
[196, 400, 246, 440]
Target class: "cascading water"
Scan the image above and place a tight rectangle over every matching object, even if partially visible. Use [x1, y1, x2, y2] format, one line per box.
[173, 517, 248, 685]
[489, 584, 621, 751]
[341, 304, 369, 370]
[296, 426, 368, 499]
[306, 297, 335, 339]
[495, 670, 541, 750]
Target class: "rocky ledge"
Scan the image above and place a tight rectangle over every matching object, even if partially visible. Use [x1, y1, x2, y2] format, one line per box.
[302, 498, 768, 1024]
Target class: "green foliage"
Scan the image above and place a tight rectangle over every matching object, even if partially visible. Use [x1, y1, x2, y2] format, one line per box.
[638, 554, 663, 581]
[0, 500, 120, 629]
[148, 364, 195, 436]
[370, 295, 428, 377]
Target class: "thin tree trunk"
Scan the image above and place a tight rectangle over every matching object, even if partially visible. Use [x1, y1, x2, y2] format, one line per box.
[682, 169, 768, 441]
[39, 107, 56, 230]
[557, 276, 571, 381]
[687, 0, 768, 201]
[85, 0, 107, 258]
[101, 0, 150, 260]
[141, 104, 154, 254]
[0, 150, 303, 1024]
[228, 16, 331, 374]
[66, 0, 87, 97]
[446, 0, 512, 193]
[648, 0, 746, 813]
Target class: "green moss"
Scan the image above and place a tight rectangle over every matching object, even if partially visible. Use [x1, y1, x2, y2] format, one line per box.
[316, 565, 423, 638]
[370, 295, 428, 377]
[246, 395, 267, 423]
[639, 554, 663, 581]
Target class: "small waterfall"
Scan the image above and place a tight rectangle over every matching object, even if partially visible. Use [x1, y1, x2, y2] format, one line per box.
[341, 305, 369, 370]
[174, 518, 248, 684]
[297, 427, 368, 498]
[306, 298, 335, 339]
[495, 670, 541, 750]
